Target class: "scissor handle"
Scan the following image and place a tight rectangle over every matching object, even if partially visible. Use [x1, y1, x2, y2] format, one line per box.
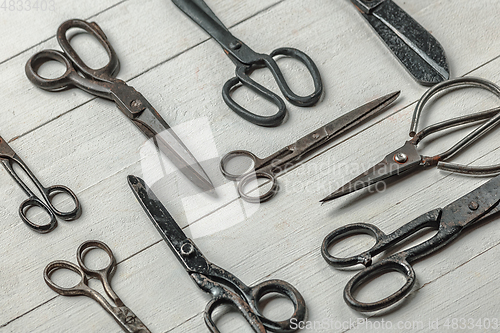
[19, 196, 58, 233]
[220, 150, 262, 180]
[44, 260, 93, 297]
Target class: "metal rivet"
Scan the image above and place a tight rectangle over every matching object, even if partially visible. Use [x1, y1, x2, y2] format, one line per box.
[312, 133, 320, 139]
[180, 242, 194, 257]
[468, 202, 479, 210]
[131, 99, 143, 109]
[229, 41, 242, 50]
[394, 152, 408, 163]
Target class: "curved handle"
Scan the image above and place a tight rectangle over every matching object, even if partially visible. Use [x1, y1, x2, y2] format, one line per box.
[44, 260, 91, 296]
[237, 171, 279, 203]
[19, 196, 57, 234]
[343, 258, 416, 312]
[220, 150, 261, 181]
[43, 185, 82, 221]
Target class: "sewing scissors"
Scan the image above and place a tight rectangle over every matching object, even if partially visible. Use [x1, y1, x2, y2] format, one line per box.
[25, 19, 214, 192]
[128, 175, 306, 332]
[322, 172, 500, 312]
[44, 240, 151, 333]
[0, 135, 80, 233]
[172, 0, 323, 127]
[322, 77, 500, 203]
[350, 0, 449, 86]
[220, 91, 400, 203]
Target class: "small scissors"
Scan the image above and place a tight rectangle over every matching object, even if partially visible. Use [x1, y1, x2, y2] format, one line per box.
[0, 135, 80, 233]
[128, 175, 306, 332]
[26, 19, 214, 192]
[172, 0, 323, 127]
[220, 91, 400, 203]
[322, 77, 500, 203]
[44, 240, 151, 333]
[321, 172, 500, 312]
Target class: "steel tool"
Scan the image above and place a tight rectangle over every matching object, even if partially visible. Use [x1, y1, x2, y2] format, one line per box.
[25, 19, 214, 192]
[128, 175, 306, 332]
[44, 240, 151, 332]
[172, 0, 323, 127]
[322, 77, 500, 203]
[221, 91, 400, 203]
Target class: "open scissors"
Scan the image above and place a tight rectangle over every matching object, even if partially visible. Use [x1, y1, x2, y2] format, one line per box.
[0, 135, 80, 233]
[25, 19, 214, 192]
[44, 240, 151, 333]
[220, 91, 400, 203]
[128, 175, 306, 332]
[350, 0, 449, 86]
[172, 0, 323, 127]
[321, 172, 500, 312]
[322, 77, 500, 203]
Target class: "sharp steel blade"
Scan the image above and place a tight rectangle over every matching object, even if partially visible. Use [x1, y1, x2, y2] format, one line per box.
[352, 0, 449, 86]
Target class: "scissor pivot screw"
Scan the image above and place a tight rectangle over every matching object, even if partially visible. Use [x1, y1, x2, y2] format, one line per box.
[180, 242, 195, 257]
[229, 41, 242, 50]
[468, 201, 479, 210]
[130, 99, 145, 111]
[394, 152, 408, 163]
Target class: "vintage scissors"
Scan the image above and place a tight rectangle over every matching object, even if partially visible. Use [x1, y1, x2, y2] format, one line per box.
[0, 135, 80, 233]
[322, 77, 500, 203]
[128, 175, 306, 332]
[44, 240, 151, 332]
[172, 0, 323, 127]
[350, 0, 449, 86]
[322, 172, 500, 312]
[221, 91, 400, 203]
[25, 19, 214, 192]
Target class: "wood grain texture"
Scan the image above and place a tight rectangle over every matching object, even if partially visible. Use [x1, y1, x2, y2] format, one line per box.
[1, 0, 500, 332]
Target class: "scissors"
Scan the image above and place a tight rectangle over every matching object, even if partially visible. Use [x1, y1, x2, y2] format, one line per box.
[44, 240, 151, 333]
[350, 0, 449, 86]
[25, 19, 214, 192]
[322, 172, 500, 312]
[220, 91, 400, 203]
[128, 175, 306, 332]
[0, 135, 80, 233]
[321, 77, 500, 203]
[172, 0, 323, 127]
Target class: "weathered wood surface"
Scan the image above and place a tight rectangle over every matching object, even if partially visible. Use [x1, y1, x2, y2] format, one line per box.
[1, 0, 500, 332]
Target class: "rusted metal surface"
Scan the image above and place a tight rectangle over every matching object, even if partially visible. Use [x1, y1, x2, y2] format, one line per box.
[128, 175, 306, 332]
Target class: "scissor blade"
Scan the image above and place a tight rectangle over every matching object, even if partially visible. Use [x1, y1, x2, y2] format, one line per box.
[351, 0, 449, 86]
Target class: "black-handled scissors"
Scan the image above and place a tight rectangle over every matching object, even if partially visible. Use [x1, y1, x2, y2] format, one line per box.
[322, 77, 500, 202]
[321, 173, 500, 312]
[220, 92, 400, 203]
[25, 19, 214, 192]
[44, 240, 151, 333]
[0, 135, 80, 233]
[128, 175, 306, 332]
[172, 0, 323, 127]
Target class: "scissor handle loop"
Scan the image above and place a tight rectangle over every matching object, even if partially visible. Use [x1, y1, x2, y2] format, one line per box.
[25, 49, 78, 91]
[19, 196, 57, 234]
[344, 258, 415, 312]
[220, 150, 262, 181]
[44, 260, 92, 297]
[43, 185, 81, 220]
[237, 171, 279, 203]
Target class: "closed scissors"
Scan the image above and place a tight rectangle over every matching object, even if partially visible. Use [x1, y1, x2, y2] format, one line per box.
[25, 19, 214, 192]
[128, 175, 306, 332]
[321, 173, 500, 312]
[0, 135, 80, 233]
[44, 240, 151, 333]
[322, 77, 500, 203]
[220, 91, 400, 203]
[172, 0, 323, 127]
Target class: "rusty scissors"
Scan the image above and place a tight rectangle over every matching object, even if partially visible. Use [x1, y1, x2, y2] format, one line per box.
[0, 135, 80, 233]
[44, 240, 151, 332]
[322, 172, 500, 311]
[25, 19, 214, 192]
[220, 92, 400, 203]
[129, 175, 306, 332]
[322, 77, 500, 203]
[172, 0, 323, 127]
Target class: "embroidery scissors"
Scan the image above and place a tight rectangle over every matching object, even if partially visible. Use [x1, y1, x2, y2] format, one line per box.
[128, 175, 306, 332]
[322, 77, 500, 203]
[221, 91, 400, 203]
[350, 0, 449, 86]
[25, 19, 214, 192]
[44, 240, 151, 333]
[321, 172, 500, 312]
[172, 0, 323, 127]
[0, 135, 80, 233]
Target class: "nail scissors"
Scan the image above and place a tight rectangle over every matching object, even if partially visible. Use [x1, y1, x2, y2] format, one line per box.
[322, 172, 500, 312]
[128, 175, 306, 332]
[322, 77, 500, 203]
[172, 0, 323, 127]
[25, 19, 214, 192]
[44, 240, 151, 333]
[0, 135, 80, 233]
[350, 0, 449, 86]
[220, 91, 400, 203]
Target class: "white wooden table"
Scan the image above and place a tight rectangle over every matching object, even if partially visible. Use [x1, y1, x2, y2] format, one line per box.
[2, 0, 500, 332]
